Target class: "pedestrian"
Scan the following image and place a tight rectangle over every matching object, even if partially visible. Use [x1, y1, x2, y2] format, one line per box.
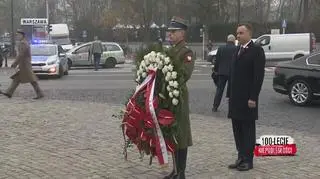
[0, 29, 44, 99]
[164, 16, 195, 179]
[226, 23, 266, 171]
[212, 34, 237, 112]
[89, 36, 103, 71]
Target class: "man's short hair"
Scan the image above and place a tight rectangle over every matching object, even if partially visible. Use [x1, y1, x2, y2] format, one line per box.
[238, 23, 253, 34]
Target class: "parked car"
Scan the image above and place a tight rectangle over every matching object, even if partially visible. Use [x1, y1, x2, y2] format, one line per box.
[255, 33, 316, 61]
[66, 42, 125, 69]
[31, 44, 69, 78]
[273, 52, 320, 106]
[207, 39, 256, 64]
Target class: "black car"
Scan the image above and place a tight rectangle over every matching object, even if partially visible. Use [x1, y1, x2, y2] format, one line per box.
[273, 52, 320, 106]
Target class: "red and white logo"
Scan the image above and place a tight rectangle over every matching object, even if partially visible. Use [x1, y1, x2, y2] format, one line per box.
[254, 135, 297, 156]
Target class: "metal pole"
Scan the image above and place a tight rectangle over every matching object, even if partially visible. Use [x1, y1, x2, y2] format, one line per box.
[10, 0, 14, 59]
[46, 0, 49, 22]
[202, 25, 205, 61]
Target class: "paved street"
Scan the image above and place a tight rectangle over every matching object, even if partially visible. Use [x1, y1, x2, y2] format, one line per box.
[0, 61, 319, 178]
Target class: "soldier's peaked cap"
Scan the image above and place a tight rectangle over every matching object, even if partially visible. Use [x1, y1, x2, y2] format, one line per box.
[16, 28, 25, 35]
[167, 16, 188, 31]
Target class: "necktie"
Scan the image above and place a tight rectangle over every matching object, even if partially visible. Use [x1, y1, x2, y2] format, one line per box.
[238, 46, 244, 57]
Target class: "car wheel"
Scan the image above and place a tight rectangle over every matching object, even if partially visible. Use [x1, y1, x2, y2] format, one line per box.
[67, 59, 72, 70]
[104, 58, 116, 68]
[288, 80, 312, 106]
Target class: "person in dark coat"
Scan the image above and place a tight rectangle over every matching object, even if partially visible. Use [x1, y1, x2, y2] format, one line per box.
[226, 23, 266, 171]
[212, 34, 237, 112]
[0, 29, 44, 99]
[163, 16, 195, 179]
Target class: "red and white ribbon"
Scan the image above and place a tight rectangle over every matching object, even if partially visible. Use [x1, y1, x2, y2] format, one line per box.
[145, 70, 169, 165]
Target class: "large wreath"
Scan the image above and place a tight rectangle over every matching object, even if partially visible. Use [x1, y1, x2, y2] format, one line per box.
[117, 44, 186, 166]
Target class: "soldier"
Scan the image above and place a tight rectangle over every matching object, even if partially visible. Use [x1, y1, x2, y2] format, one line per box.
[164, 16, 195, 179]
[0, 29, 44, 99]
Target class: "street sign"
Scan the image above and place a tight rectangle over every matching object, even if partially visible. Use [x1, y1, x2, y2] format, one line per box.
[21, 18, 48, 26]
[282, 19, 287, 28]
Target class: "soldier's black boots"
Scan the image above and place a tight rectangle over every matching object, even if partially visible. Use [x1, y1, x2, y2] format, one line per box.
[163, 148, 188, 179]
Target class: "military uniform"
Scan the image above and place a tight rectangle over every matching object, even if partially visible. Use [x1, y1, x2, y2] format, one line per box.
[0, 29, 43, 99]
[164, 17, 195, 179]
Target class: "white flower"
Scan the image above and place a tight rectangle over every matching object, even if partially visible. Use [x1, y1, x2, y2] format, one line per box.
[166, 72, 172, 79]
[142, 72, 147, 78]
[173, 90, 179, 97]
[155, 57, 161, 64]
[164, 57, 170, 65]
[169, 92, 173, 98]
[169, 80, 174, 87]
[162, 66, 169, 74]
[166, 85, 171, 91]
[165, 75, 170, 82]
[158, 63, 164, 69]
[167, 64, 173, 71]
[157, 52, 162, 57]
[172, 98, 179, 105]
[145, 59, 150, 65]
[143, 55, 148, 61]
[171, 71, 177, 79]
[173, 81, 179, 88]
[150, 51, 156, 57]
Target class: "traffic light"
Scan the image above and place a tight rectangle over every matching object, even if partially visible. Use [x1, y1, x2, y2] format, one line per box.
[48, 25, 52, 32]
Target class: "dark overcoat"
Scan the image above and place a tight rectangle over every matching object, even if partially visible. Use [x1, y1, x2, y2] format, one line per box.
[11, 39, 38, 83]
[227, 41, 266, 120]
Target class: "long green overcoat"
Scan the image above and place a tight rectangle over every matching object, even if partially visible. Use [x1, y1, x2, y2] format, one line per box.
[167, 40, 195, 149]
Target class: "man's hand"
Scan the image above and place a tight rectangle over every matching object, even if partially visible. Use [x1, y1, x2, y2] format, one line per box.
[248, 99, 256, 108]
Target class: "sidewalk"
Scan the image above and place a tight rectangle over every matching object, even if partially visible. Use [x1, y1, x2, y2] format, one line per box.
[0, 98, 319, 179]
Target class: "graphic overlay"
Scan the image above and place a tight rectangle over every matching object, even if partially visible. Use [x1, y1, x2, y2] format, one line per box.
[255, 135, 297, 156]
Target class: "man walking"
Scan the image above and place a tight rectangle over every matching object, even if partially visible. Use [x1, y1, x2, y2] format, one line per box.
[89, 36, 103, 71]
[227, 23, 266, 171]
[164, 16, 195, 179]
[212, 34, 237, 112]
[0, 29, 44, 99]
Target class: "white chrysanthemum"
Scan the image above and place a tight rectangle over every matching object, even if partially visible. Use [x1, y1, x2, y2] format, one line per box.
[169, 92, 173, 98]
[145, 59, 150, 65]
[173, 81, 179, 88]
[142, 72, 147, 78]
[166, 85, 171, 91]
[164, 57, 170, 65]
[167, 64, 173, 71]
[171, 71, 177, 79]
[150, 51, 156, 57]
[162, 66, 169, 74]
[165, 75, 170, 82]
[173, 90, 179, 97]
[172, 98, 179, 105]
[169, 80, 174, 87]
[166, 72, 172, 78]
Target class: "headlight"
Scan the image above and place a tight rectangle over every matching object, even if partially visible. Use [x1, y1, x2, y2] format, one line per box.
[47, 56, 58, 65]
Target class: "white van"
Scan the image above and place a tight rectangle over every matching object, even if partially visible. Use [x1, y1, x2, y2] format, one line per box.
[254, 33, 316, 61]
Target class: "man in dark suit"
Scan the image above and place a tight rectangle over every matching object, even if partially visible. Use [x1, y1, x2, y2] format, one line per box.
[212, 34, 237, 112]
[226, 23, 266, 171]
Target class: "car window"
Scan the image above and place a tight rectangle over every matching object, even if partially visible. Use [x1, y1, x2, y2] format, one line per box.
[307, 53, 320, 65]
[31, 45, 57, 56]
[106, 44, 121, 51]
[76, 45, 90, 53]
[255, 36, 270, 46]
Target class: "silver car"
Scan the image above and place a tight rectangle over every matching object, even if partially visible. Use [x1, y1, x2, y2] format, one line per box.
[66, 42, 125, 69]
[31, 44, 69, 78]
